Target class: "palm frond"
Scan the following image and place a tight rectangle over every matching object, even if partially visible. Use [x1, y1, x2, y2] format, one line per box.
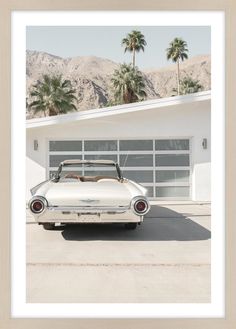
[111, 63, 147, 104]
[28, 74, 78, 117]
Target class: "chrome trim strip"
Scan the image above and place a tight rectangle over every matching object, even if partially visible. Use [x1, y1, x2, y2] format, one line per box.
[47, 205, 129, 214]
[80, 199, 100, 203]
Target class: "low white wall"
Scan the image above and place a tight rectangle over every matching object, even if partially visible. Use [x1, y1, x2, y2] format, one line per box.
[26, 157, 45, 200]
[192, 162, 211, 201]
[26, 98, 211, 201]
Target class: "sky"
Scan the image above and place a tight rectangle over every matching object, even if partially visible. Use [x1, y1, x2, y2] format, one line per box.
[26, 26, 211, 69]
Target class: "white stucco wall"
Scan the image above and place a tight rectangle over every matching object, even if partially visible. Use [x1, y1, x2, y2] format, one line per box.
[26, 97, 211, 201]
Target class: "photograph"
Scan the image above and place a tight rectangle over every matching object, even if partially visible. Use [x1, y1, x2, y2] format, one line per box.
[0, 0, 232, 325]
[25, 23, 212, 304]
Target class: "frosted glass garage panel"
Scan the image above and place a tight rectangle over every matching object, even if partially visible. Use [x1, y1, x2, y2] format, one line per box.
[84, 154, 118, 162]
[156, 154, 190, 167]
[122, 170, 153, 183]
[155, 139, 189, 150]
[120, 140, 153, 151]
[156, 170, 190, 183]
[84, 140, 117, 151]
[144, 186, 154, 197]
[156, 186, 189, 197]
[120, 154, 153, 167]
[84, 170, 118, 177]
[49, 140, 82, 152]
[49, 154, 82, 167]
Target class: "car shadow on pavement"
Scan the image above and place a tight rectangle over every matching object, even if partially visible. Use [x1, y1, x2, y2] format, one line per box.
[61, 205, 211, 242]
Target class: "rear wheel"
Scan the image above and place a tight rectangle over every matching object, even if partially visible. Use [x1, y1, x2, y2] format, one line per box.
[42, 223, 55, 230]
[124, 223, 137, 230]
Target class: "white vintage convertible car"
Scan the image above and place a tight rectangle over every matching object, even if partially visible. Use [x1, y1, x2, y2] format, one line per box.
[28, 159, 150, 230]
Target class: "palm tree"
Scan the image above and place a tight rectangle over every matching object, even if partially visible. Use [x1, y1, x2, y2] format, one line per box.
[122, 30, 147, 67]
[176, 77, 202, 95]
[111, 63, 147, 104]
[28, 74, 77, 117]
[166, 38, 188, 95]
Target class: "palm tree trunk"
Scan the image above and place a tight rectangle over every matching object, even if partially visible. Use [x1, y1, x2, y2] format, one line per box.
[49, 107, 57, 116]
[132, 48, 135, 67]
[177, 59, 180, 95]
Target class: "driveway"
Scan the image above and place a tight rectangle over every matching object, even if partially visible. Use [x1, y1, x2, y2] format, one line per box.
[26, 202, 211, 303]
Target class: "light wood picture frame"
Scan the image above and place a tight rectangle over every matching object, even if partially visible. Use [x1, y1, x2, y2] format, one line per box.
[0, 0, 235, 328]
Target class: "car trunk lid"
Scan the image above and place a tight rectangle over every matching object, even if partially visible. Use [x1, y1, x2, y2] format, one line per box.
[45, 180, 132, 207]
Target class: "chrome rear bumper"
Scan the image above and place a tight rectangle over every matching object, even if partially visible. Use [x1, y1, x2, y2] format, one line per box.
[32, 206, 142, 224]
[47, 205, 129, 214]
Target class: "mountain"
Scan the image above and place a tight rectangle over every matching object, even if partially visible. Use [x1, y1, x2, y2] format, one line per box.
[26, 50, 211, 118]
[144, 55, 211, 98]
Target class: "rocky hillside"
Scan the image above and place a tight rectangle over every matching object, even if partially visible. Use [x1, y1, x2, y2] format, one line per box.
[26, 50, 211, 118]
[144, 55, 211, 97]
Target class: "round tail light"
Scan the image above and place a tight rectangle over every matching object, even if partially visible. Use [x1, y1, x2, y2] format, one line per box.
[135, 200, 147, 212]
[29, 197, 47, 214]
[132, 197, 150, 215]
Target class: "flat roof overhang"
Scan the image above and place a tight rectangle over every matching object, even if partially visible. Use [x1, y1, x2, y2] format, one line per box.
[26, 90, 211, 129]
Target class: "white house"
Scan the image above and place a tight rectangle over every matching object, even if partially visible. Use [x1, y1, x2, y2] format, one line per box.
[26, 91, 211, 202]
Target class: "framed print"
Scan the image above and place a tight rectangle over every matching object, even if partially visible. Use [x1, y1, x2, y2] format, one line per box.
[0, 0, 235, 328]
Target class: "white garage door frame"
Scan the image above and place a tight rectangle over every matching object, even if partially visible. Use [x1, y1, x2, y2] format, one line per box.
[46, 137, 192, 200]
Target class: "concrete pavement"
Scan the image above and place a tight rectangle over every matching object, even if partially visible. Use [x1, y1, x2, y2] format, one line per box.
[26, 202, 211, 303]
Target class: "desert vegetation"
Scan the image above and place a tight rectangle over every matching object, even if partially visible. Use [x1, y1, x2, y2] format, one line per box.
[111, 63, 147, 104]
[28, 74, 77, 116]
[121, 30, 147, 68]
[166, 37, 189, 95]
[173, 76, 202, 96]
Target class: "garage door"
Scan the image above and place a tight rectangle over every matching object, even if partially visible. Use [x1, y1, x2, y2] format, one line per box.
[48, 139, 191, 199]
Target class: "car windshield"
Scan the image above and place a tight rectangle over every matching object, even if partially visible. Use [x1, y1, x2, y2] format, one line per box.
[54, 160, 122, 181]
